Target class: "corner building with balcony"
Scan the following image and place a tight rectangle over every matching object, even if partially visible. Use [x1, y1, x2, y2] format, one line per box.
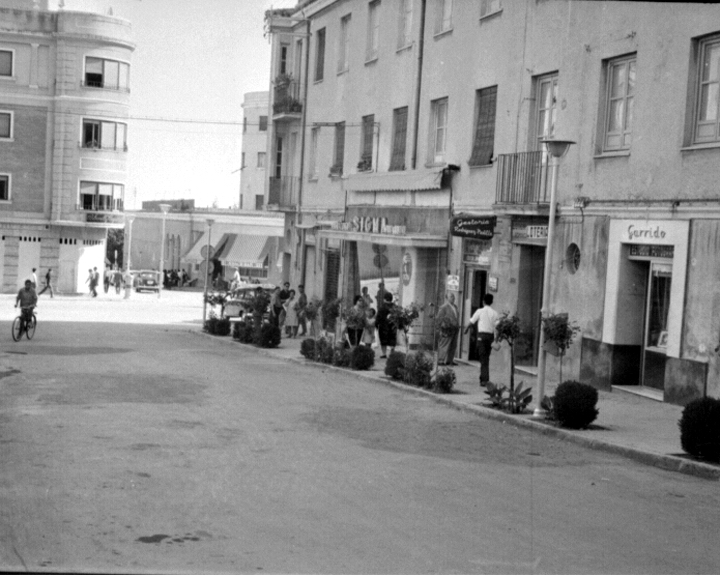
[0, 0, 133, 293]
[266, 0, 720, 405]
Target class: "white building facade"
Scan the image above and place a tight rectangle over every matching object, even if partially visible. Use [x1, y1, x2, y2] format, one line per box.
[240, 91, 269, 211]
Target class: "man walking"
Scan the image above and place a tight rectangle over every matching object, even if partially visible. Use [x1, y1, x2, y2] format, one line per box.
[38, 268, 54, 298]
[30, 268, 38, 289]
[436, 292, 460, 366]
[296, 284, 308, 336]
[465, 293, 500, 386]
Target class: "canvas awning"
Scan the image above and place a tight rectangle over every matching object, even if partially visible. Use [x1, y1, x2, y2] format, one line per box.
[220, 235, 274, 269]
[210, 233, 236, 261]
[343, 167, 443, 193]
[183, 232, 210, 264]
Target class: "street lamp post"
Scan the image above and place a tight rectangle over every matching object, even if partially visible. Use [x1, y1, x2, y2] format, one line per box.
[125, 213, 135, 272]
[202, 219, 215, 324]
[158, 204, 171, 299]
[534, 138, 575, 418]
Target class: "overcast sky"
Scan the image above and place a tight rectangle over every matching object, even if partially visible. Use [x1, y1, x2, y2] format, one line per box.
[55, 0, 296, 208]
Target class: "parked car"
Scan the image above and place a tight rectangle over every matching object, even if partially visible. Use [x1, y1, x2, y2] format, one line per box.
[133, 270, 161, 293]
[223, 283, 276, 319]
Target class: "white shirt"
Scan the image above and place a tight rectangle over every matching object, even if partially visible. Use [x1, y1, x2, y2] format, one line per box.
[469, 305, 500, 334]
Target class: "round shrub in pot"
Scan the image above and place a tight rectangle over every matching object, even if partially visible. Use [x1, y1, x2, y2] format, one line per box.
[679, 397, 720, 463]
[553, 380, 599, 429]
[350, 345, 375, 370]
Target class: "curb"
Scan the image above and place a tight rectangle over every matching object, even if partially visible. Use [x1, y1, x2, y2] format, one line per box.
[191, 330, 720, 481]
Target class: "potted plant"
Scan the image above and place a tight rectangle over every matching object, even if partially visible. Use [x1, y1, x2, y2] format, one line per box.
[388, 301, 424, 352]
[495, 312, 521, 398]
[541, 312, 580, 382]
[321, 297, 342, 333]
[342, 305, 367, 346]
[304, 297, 321, 337]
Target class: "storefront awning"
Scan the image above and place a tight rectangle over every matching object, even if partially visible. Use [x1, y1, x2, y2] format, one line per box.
[211, 233, 235, 261]
[319, 228, 447, 248]
[221, 235, 274, 269]
[344, 168, 443, 193]
[183, 232, 210, 264]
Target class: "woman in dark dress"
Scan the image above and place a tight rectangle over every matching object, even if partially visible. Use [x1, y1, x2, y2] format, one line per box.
[375, 292, 397, 358]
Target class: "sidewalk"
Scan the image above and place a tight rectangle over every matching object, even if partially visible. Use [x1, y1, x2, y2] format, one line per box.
[200, 331, 720, 481]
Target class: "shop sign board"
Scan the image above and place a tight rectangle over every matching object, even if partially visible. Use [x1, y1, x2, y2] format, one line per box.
[511, 223, 548, 241]
[451, 216, 496, 239]
[86, 212, 124, 224]
[621, 222, 677, 244]
[629, 244, 674, 259]
[331, 216, 406, 236]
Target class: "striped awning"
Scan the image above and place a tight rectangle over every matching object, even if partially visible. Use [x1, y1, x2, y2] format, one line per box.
[343, 167, 443, 193]
[211, 233, 235, 261]
[220, 235, 274, 269]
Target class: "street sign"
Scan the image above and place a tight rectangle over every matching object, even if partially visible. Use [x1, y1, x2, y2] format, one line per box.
[371, 243, 387, 254]
[373, 254, 388, 268]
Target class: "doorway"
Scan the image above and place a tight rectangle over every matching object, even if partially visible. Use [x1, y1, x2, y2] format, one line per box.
[515, 245, 544, 366]
[462, 268, 487, 361]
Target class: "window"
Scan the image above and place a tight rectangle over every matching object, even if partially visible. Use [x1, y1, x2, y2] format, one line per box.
[0, 174, 9, 201]
[332, 122, 345, 175]
[309, 127, 319, 179]
[694, 36, 720, 143]
[534, 73, 558, 149]
[257, 152, 266, 168]
[338, 14, 351, 73]
[428, 98, 448, 165]
[315, 28, 326, 82]
[397, 0, 413, 49]
[434, 0, 452, 35]
[480, 0, 501, 18]
[366, 1, 380, 62]
[84, 57, 129, 91]
[255, 195, 264, 211]
[0, 50, 13, 77]
[469, 86, 497, 166]
[602, 55, 635, 151]
[259, 115, 268, 131]
[243, 117, 247, 133]
[79, 181, 124, 211]
[241, 152, 246, 169]
[275, 137, 283, 178]
[279, 44, 289, 75]
[0, 111, 12, 139]
[82, 119, 127, 150]
[360, 114, 375, 170]
[390, 107, 408, 171]
[294, 39, 304, 84]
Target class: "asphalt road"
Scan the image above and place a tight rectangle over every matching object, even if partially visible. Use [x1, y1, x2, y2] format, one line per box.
[0, 291, 719, 574]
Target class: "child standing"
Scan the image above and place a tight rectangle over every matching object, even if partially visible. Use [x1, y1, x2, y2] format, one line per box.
[362, 308, 376, 347]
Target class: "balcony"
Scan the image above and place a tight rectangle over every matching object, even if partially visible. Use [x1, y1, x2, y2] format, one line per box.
[495, 151, 550, 205]
[267, 176, 299, 210]
[272, 75, 303, 122]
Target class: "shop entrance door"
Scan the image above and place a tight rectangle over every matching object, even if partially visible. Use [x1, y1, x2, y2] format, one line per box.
[516, 245, 544, 366]
[641, 262, 672, 390]
[462, 269, 487, 361]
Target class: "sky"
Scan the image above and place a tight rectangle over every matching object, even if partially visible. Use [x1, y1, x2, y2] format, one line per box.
[54, 0, 297, 208]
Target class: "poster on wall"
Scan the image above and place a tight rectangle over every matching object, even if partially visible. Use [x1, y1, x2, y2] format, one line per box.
[446, 275, 459, 291]
[402, 252, 412, 286]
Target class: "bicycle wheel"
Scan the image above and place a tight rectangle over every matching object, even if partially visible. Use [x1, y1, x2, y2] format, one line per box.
[25, 315, 36, 340]
[11, 317, 22, 342]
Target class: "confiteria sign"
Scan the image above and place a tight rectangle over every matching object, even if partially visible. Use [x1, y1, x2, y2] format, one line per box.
[331, 216, 406, 236]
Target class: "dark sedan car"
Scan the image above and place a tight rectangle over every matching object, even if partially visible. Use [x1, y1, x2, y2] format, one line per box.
[133, 270, 161, 293]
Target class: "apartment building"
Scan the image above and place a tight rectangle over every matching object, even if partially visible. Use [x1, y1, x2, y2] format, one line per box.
[0, 0, 133, 293]
[240, 91, 269, 211]
[265, 0, 720, 404]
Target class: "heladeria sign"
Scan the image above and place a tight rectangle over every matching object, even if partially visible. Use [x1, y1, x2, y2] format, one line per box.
[451, 216, 496, 239]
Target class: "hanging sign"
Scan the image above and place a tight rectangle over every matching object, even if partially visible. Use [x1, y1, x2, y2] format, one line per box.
[451, 216, 496, 239]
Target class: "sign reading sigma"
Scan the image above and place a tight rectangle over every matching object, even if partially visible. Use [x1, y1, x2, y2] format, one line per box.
[623, 223, 672, 244]
[331, 216, 407, 236]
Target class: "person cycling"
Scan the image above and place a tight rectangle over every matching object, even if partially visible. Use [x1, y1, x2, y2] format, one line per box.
[15, 279, 38, 331]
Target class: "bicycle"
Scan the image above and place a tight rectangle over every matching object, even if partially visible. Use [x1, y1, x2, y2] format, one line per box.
[12, 307, 37, 341]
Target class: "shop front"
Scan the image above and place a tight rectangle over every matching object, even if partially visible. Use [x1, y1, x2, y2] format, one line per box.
[317, 207, 448, 346]
[581, 218, 705, 404]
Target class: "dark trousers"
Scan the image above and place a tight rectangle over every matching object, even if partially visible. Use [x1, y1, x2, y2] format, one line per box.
[477, 332, 495, 383]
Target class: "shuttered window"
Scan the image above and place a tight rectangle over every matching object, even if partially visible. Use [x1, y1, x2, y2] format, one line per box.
[315, 28, 326, 82]
[360, 114, 374, 169]
[469, 86, 497, 166]
[390, 107, 408, 171]
[333, 122, 345, 174]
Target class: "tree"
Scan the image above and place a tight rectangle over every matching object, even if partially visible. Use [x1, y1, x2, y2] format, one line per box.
[106, 228, 125, 269]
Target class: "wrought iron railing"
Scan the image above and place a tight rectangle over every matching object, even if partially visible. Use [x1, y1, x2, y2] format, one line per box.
[272, 77, 303, 116]
[495, 151, 550, 204]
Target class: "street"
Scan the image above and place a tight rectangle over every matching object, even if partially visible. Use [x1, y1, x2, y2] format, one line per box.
[0, 291, 719, 574]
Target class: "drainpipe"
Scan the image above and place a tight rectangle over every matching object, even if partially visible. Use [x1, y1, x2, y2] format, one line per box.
[297, 16, 311, 281]
[411, 0, 427, 170]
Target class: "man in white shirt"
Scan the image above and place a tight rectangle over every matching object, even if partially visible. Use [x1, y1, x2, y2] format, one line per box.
[465, 293, 500, 386]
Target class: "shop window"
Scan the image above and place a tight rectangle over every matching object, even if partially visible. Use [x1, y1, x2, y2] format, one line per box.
[469, 86, 497, 166]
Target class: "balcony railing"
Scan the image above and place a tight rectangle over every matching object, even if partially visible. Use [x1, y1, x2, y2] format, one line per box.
[495, 151, 550, 204]
[272, 77, 303, 119]
[79, 142, 129, 152]
[77, 198, 124, 212]
[267, 176, 299, 209]
[81, 80, 131, 93]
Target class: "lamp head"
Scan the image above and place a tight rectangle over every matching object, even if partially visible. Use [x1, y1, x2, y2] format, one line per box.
[206, 219, 215, 228]
[125, 214, 135, 225]
[540, 138, 575, 159]
[159, 203, 172, 215]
